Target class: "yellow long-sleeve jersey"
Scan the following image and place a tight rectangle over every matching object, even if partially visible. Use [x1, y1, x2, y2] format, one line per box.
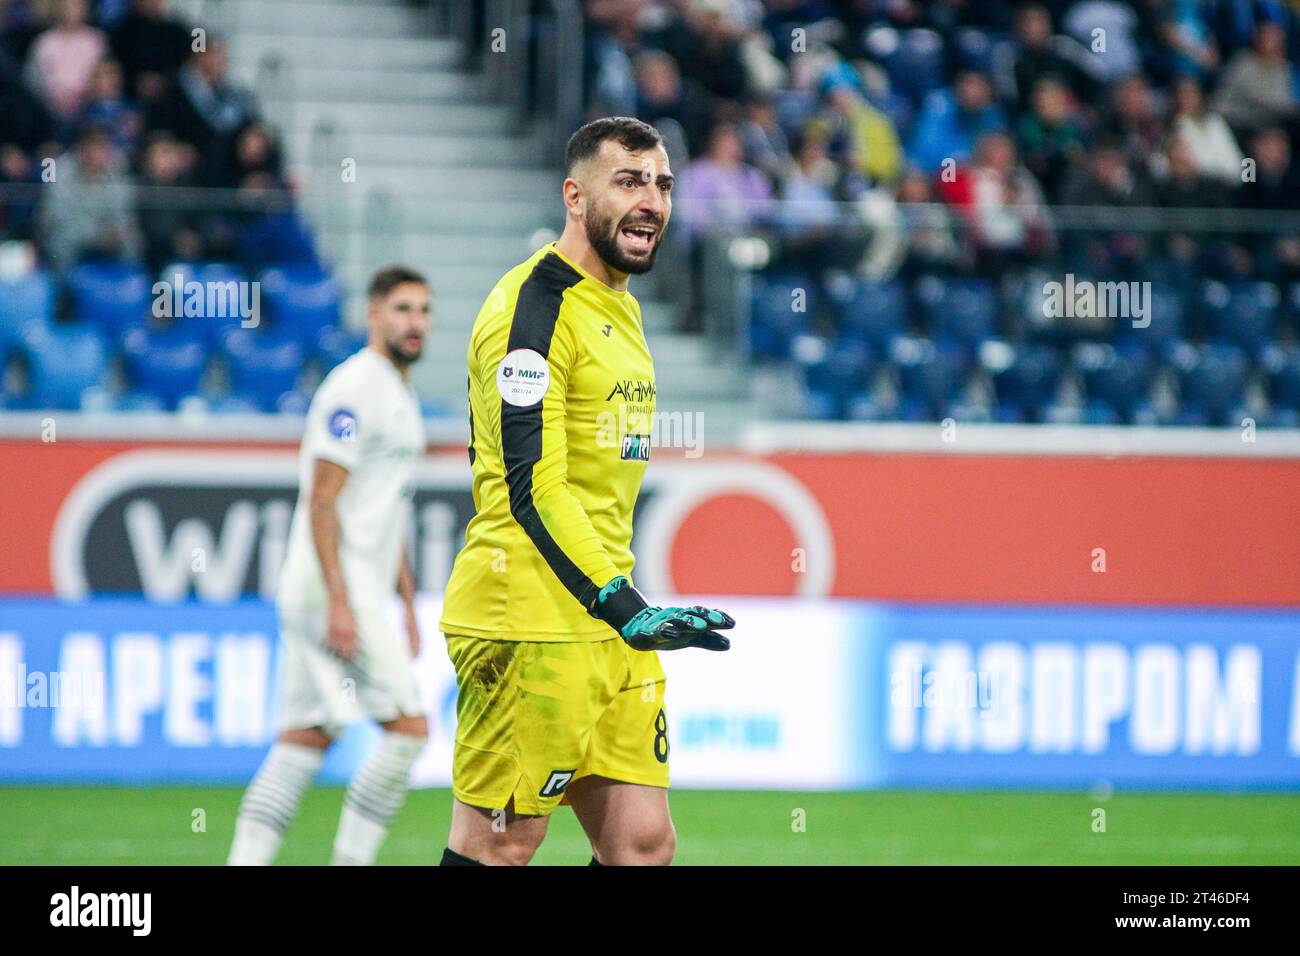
[439, 243, 656, 641]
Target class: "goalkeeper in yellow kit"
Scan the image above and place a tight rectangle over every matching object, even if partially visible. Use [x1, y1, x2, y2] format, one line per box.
[438, 117, 735, 866]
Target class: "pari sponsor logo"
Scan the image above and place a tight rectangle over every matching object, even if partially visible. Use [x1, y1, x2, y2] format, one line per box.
[888, 640, 1268, 756]
[1042, 273, 1151, 329]
[152, 273, 261, 328]
[50, 886, 151, 936]
[596, 405, 704, 460]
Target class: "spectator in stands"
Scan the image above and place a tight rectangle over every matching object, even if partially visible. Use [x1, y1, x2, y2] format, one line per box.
[233, 170, 320, 274]
[633, 50, 714, 157]
[1212, 21, 1300, 139]
[1062, 0, 1143, 83]
[945, 131, 1053, 276]
[737, 93, 790, 182]
[1153, 0, 1219, 81]
[83, 58, 144, 153]
[1168, 75, 1242, 187]
[0, 46, 52, 152]
[136, 131, 199, 271]
[676, 119, 773, 237]
[1105, 74, 1165, 177]
[773, 127, 865, 271]
[109, 0, 193, 103]
[819, 79, 903, 190]
[894, 169, 963, 279]
[24, 0, 107, 126]
[1153, 135, 1236, 278]
[147, 37, 255, 187]
[38, 123, 140, 271]
[907, 70, 1006, 178]
[1059, 135, 1157, 273]
[1237, 126, 1300, 211]
[1007, 3, 1098, 112]
[1235, 127, 1300, 281]
[654, 0, 750, 102]
[1016, 75, 1088, 202]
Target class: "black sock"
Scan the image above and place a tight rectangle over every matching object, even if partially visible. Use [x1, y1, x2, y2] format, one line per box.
[588, 856, 604, 866]
[441, 847, 484, 866]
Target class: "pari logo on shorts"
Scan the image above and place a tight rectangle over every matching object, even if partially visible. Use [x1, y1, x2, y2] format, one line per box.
[328, 407, 358, 442]
[497, 349, 550, 407]
[539, 769, 576, 797]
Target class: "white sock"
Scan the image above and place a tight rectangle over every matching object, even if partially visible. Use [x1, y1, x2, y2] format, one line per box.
[228, 742, 324, 865]
[330, 732, 426, 866]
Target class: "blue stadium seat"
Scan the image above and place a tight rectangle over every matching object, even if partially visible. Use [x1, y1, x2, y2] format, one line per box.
[891, 335, 969, 419]
[21, 319, 109, 409]
[316, 324, 367, 372]
[66, 261, 152, 336]
[951, 28, 1006, 74]
[221, 327, 304, 411]
[750, 272, 814, 360]
[1173, 342, 1250, 425]
[869, 28, 946, 102]
[1282, 282, 1300, 336]
[917, 276, 999, 345]
[1132, 282, 1186, 352]
[1262, 343, 1300, 412]
[1075, 342, 1154, 422]
[154, 261, 254, 346]
[989, 342, 1061, 421]
[799, 337, 874, 420]
[825, 276, 907, 344]
[0, 271, 54, 356]
[259, 265, 342, 344]
[1202, 280, 1279, 351]
[121, 325, 210, 409]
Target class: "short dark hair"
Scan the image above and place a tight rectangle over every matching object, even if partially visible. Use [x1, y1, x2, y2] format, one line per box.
[368, 265, 427, 300]
[565, 116, 663, 173]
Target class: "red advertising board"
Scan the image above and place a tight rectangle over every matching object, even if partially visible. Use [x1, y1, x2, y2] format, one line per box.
[1, 438, 1297, 605]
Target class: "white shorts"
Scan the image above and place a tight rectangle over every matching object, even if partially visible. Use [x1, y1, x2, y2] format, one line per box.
[275, 602, 424, 737]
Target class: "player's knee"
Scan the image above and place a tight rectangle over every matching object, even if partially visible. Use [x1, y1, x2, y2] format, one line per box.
[380, 713, 428, 738]
[603, 820, 675, 866]
[475, 830, 544, 866]
[279, 726, 332, 750]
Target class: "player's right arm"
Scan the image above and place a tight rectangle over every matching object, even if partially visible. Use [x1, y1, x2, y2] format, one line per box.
[309, 457, 358, 660]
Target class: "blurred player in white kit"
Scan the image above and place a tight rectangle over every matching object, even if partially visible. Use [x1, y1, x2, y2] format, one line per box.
[228, 266, 432, 866]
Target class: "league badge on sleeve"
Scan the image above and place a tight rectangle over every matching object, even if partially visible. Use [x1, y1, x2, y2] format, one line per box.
[497, 349, 550, 406]
[328, 407, 358, 442]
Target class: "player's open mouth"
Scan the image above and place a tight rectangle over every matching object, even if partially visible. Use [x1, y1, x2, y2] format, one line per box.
[620, 224, 657, 252]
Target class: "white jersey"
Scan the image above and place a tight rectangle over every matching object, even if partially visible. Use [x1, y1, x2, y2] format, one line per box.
[277, 347, 424, 611]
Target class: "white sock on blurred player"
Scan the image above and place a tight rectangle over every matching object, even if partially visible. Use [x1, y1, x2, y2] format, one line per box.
[330, 732, 425, 865]
[227, 742, 324, 865]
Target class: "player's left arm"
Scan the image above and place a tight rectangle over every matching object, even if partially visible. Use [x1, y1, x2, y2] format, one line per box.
[397, 547, 419, 658]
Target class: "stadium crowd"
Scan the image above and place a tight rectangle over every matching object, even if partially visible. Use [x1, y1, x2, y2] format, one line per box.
[0, 0, 336, 413]
[584, 0, 1300, 425]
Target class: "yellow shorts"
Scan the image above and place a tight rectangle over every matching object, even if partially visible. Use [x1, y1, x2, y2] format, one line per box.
[444, 633, 670, 816]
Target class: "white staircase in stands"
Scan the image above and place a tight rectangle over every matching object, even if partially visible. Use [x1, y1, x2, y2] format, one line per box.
[215, 0, 747, 436]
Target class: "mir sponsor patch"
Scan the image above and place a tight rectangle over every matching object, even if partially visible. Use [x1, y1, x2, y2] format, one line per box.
[621, 433, 651, 461]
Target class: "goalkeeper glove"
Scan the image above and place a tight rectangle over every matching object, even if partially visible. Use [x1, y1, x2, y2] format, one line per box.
[588, 576, 734, 652]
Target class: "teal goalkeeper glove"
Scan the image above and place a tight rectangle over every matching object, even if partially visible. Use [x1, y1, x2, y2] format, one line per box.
[588, 576, 734, 652]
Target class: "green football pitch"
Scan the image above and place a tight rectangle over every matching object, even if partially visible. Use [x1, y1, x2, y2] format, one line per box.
[3, 787, 1298, 865]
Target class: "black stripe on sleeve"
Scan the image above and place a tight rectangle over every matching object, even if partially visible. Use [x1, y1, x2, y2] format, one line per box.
[500, 254, 602, 608]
